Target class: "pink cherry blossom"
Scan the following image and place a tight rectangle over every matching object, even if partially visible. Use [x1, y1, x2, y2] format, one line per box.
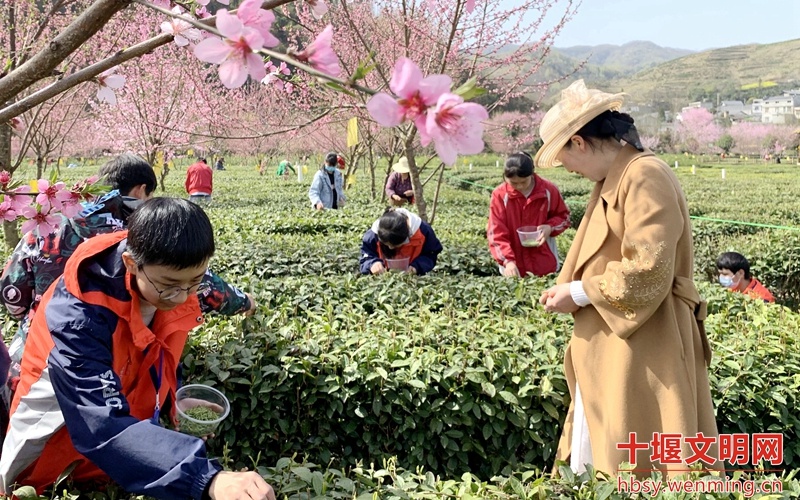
[160, 8, 203, 47]
[195, 6, 211, 19]
[294, 25, 340, 77]
[20, 206, 60, 235]
[59, 191, 84, 219]
[5, 186, 32, 212]
[193, 10, 266, 89]
[0, 201, 16, 223]
[366, 57, 451, 138]
[196, 0, 210, 5]
[151, 0, 170, 7]
[284, 82, 295, 93]
[9, 117, 25, 134]
[0, 170, 11, 187]
[237, 0, 279, 48]
[306, 0, 329, 19]
[465, 0, 476, 13]
[424, 92, 488, 165]
[262, 60, 291, 88]
[35, 179, 67, 211]
[96, 68, 125, 105]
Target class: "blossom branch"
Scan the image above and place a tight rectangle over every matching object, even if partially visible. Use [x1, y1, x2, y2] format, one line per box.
[0, 0, 130, 105]
[0, 34, 174, 124]
[135, 0, 374, 94]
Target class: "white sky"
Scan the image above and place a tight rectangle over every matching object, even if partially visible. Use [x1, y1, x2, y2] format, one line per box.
[514, 0, 800, 51]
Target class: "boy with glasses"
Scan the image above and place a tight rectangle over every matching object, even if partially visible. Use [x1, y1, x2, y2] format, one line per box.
[0, 198, 274, 500]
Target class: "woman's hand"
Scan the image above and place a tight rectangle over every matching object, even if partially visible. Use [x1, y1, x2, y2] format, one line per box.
[315, 202, 324, 210]
[539, 283, 579, 314]
[502, 261, 520, 277]
[208, 471, 276, 500]
[391, 194, 402, 201]
[403, 190, 414, 198]
[536, 224, 552, 246]
[175, 398, 225, 440]
[243, 293, 257, 317]
[371, 262, 386, 275]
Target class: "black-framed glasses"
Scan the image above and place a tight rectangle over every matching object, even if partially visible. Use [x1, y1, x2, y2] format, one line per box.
[139, 267, 211, 301]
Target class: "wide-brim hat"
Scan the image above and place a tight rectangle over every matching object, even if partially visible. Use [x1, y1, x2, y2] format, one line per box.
[392, 157, 410, 173]
[534, 80, 626, 168]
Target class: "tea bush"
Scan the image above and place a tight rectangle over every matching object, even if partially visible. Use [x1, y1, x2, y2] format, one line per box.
[184, 276, 800, 478]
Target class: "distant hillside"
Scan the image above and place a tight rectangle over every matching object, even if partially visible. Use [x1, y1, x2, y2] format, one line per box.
[508, 41, 695, 105]
[609, 39, 800, 104]
[556, 41, 694, 73]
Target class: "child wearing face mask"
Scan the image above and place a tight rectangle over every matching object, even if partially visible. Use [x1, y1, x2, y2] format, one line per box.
[716, 251, 775, 303]
[309, 152, 346, 210]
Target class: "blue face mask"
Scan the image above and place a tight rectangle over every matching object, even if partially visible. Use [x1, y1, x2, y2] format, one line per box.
[324, 166, 337, 173]
[718, 275, 734, 288]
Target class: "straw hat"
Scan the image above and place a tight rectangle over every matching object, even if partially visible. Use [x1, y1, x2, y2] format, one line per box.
[534, 80, 626, 168]
[392, 157, 410, 173]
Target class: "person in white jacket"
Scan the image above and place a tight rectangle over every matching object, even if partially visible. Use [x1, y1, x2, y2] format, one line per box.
[309, 152, 346, 210]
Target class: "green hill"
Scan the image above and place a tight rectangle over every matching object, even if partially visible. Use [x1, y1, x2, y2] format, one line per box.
[557, 41, 694, 73]
[608, 38, 800, 104]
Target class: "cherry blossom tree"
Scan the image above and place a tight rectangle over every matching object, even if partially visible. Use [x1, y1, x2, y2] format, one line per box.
[284, 0, 577, 220]
[728, 122, 797, 157]
[0, 0, 577, 236]
[484, 111, 542, 155]
[675, 107, 722, 154]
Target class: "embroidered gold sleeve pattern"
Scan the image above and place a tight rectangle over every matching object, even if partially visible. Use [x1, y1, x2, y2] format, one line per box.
[598, 242, 671, 320]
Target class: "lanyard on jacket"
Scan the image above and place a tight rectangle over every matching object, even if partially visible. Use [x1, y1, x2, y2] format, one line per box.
[151, 350, 164, 424]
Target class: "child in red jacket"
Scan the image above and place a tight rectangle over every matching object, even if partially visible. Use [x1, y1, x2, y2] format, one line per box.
[487, 152, 570, 277]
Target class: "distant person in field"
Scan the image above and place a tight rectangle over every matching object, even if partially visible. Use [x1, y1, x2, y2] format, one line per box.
[276, 159, 296, 178]
[336, 154, 346, 170]
[215, 157, 225, 171]
[385, 157, 414, 207]
[716, 251, 775, 303]
[360, 208, 442, 276]
[185, 157, 213, 202]
[309, 152, 346, 210]
[487, 152, 570, 277]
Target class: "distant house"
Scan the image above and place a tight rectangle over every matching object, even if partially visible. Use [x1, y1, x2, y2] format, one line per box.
[762, 94, 800, 124]
[680, 101, 714, 115]
[751, 99, 764, 116]
[719, 100, 744, 115]
[718, 100, 748, 121]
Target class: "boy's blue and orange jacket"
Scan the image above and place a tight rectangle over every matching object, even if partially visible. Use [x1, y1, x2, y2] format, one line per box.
[0, 231, 222, 499]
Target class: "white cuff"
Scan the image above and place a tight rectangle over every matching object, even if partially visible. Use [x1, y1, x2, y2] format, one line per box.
[570, 280, 591, 307]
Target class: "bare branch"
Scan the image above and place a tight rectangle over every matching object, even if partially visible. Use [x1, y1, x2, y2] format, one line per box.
[0, 33, 175, 123]
[0, 0, 131, 104]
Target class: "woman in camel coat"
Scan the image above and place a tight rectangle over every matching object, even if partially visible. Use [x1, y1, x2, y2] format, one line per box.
[537, 80, 721, 478]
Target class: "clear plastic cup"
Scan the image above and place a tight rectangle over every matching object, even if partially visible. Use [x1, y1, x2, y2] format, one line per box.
[386, 257, 410, 271]
[516, 226, 543, 247]
[175, 384, 230, 437]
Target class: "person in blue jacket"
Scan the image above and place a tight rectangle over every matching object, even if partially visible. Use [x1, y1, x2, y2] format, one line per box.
[0, 198, 274, 500]
[360, 208, 443, 275]
[309, 152, 346, 210]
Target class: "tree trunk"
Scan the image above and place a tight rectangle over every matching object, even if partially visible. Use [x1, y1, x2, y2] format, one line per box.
[160, 164, 170, 192]
[429, 163, 446, 225]
[0, 125, 20, 248]
[380, 155, 395, 205]
[405, 138, 428, 222]
[36, 156, 45, 178]
[367, 147, 376, 200]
